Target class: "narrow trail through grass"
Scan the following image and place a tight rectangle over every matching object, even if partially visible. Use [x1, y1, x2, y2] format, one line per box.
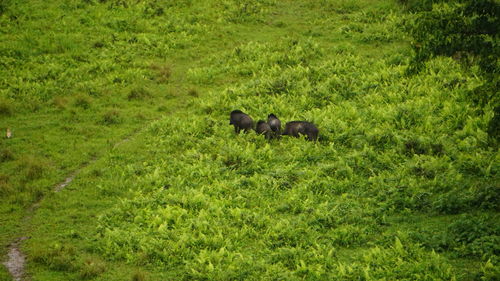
[3, 118, 155, 281]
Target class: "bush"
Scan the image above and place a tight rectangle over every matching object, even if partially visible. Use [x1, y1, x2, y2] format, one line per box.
[404, 0, 500, 139]
[446, 214, 500, 259]
[335, 238, 456, 280]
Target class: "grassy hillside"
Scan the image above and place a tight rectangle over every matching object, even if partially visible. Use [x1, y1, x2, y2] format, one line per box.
[1, 0, 498, 280]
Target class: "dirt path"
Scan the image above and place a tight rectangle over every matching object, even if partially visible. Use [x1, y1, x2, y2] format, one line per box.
[2, 127, 150, 281]
[2, 167, 92, 281]
[3, 237, 28, 281]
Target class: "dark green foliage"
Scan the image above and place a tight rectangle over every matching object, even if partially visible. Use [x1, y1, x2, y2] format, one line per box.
[0, 149, 14, 162]
[488, 106, 500, 141]
[404, 0, 500, 139]
[407, 214, 499, 263]
[0, 0, 12, 15]
[406, 0, 500, 78]
[447, 214, 500, 259]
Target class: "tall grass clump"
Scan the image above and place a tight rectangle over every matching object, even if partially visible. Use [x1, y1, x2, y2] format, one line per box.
[18, 156, 49, 181]
[79, 258, 107, 279]
[128, 87, 152, 101]
[73, 94, 92, 109]
[0, 149, 14, 162]
[101, 109, 122, 125]
[0, 97, 14, 116]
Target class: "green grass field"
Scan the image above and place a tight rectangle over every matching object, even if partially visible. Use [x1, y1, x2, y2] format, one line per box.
[1, 0, 498, 280]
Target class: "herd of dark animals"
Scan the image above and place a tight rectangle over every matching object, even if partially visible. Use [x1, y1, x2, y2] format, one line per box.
[229, 110, 319, 141]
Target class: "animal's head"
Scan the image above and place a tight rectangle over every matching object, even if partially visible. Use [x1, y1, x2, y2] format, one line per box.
[268, 113, 277, 119]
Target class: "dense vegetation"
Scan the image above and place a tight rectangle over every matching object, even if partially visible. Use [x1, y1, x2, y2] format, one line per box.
[1, 0, 498, 280]
[403, 0, 499, 140]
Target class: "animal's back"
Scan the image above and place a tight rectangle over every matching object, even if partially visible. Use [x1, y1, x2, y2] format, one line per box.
[256, 121, 269, 133]
[239, 115, 253, 129]
[268, 114, 281, 133]
[283, 121, 303, 136]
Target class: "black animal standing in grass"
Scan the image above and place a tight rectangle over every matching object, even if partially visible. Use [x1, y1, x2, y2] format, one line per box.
[229, 110, 254, 134]
[267, 113, 281, 137]
[282, 121, 319, 141]
[256, 120, 273, 139]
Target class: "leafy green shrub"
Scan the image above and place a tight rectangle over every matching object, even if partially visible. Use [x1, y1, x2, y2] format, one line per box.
[335, 238, 456, 280]
[475, 260, 500, 281]
[472, 184, 500, 211]
[408, 214, 499, 262]
[446, 214, 499, 259]
[404, 0, 500, 139]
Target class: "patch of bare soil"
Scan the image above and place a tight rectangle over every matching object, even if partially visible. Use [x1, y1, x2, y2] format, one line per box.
[3, 237, 28, 281]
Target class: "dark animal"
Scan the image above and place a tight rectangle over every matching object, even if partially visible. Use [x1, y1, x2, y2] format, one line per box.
[256, 120, 273, 139]
[267, 113, 281, 136]
[229, 110, 254, 134]
[282, 121, 319, 141]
